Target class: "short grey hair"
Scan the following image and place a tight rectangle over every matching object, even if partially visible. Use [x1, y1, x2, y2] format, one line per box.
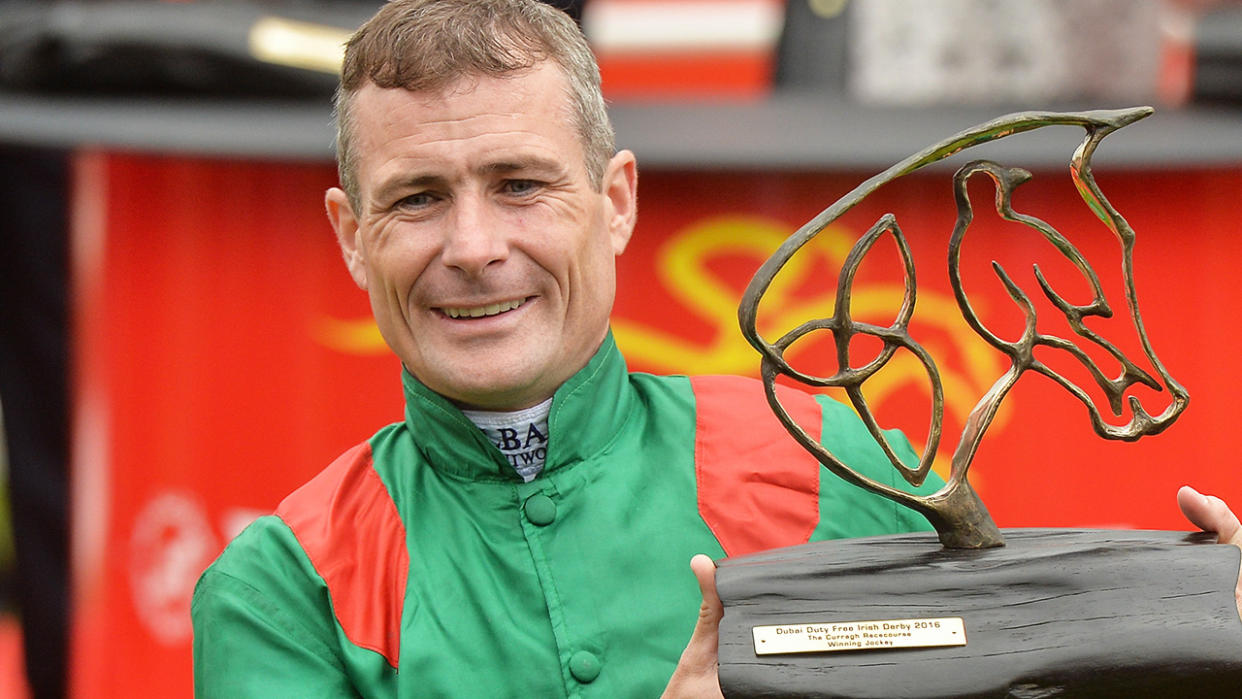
[333, 0, 615, 211]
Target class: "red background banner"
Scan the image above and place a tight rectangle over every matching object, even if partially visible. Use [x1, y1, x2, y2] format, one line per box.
[69, 151, 1242, 696]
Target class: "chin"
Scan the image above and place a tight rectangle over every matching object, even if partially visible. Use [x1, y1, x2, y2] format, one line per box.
[441, 371, 543, 409]
[418, 343, 565, 407]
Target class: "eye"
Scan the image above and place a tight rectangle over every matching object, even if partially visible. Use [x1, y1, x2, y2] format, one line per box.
[396, 191, 439, 210]
[502, 179, 542, 196]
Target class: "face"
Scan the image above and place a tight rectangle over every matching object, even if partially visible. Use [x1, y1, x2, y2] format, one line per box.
[325, 63, 637, 410]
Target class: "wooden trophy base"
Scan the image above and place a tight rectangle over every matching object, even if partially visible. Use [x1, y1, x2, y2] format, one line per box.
[716, 528, 1242, 698]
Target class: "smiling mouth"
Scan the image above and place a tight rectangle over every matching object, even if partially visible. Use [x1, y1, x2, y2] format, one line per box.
[438, 298, 527, 319]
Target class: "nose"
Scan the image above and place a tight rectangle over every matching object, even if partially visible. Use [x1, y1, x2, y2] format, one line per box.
[440, 193, 509, 276]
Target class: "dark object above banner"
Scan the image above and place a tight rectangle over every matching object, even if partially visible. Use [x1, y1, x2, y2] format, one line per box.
[1194, 6, 1242, 105]
[0, 0, 378, 97]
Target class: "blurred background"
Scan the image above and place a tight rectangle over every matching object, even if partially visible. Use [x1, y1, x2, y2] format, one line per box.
[1, 0, 1240, 696]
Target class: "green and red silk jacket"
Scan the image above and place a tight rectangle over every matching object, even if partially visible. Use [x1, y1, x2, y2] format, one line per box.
[192, 334, 939, 697]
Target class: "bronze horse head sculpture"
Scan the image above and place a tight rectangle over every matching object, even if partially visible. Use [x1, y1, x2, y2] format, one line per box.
[738, 108, 1189, 549]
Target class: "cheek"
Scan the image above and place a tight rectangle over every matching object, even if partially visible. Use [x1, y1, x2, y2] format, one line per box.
[364, 224, 434, 295]
[570, 234, 619, 310]
[511, 199, 613, 300]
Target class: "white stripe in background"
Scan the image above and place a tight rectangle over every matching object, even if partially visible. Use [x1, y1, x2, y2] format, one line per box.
[583, 0, 785, 53]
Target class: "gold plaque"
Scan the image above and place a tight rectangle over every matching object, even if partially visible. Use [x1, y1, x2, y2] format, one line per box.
[751, 617, 967, 655]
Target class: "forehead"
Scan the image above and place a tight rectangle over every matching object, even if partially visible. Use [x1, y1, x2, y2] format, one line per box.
[348, 64, 581, 180]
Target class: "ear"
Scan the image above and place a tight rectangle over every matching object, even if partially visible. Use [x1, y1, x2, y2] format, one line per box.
[325, 187, 368, 290]
[601, 149, 638, 255]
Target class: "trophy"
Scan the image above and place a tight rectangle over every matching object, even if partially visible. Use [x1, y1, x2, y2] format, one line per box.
[718, 107, 1242, 697]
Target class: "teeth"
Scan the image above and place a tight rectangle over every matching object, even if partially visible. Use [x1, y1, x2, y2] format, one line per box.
[442, 298, 524, 319]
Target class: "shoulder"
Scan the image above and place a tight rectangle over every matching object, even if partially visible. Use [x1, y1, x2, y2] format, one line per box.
[196, 514, 317, 598]
[276, 440, 384, 529]
[192, 513, 337, 665]
[273, 422, 412, 538]
[194, 436, 378, 605]
[625, 372, 821, 428]
[273, 437, 408, 667]
[195, 435, 398, 606]
[274, 435, 407, 568]
[625, 371, 832, 443]
[191, 518, 360, 696]
[197, 436, 408, 667]
[200, 435, 399, 584]
[687, 373, 826, 428]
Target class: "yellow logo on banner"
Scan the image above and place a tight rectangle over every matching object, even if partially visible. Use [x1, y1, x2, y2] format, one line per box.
[313, 315, 386, 354]
[613, 216, 1006, 431]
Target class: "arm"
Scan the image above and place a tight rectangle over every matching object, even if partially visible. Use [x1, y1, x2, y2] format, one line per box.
[191, 516, 377, 698]
[192, 568, 362, 699]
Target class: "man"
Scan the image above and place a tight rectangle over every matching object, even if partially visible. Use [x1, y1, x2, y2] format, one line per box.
[191, 0, 1242, 696]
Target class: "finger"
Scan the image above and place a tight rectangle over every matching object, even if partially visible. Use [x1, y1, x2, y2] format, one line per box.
[661, 555, 724, 699]
[690, 553, 722, 622]
[677, 555, 721, 673]
[1178, 485, 1242, 546]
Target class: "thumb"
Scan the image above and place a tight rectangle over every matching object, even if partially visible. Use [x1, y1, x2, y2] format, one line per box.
[684, 554, 722, 666]
[662, 554, 724, 698]
[692, 554, 722, 623]
[1178, 485, 1242, 546]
